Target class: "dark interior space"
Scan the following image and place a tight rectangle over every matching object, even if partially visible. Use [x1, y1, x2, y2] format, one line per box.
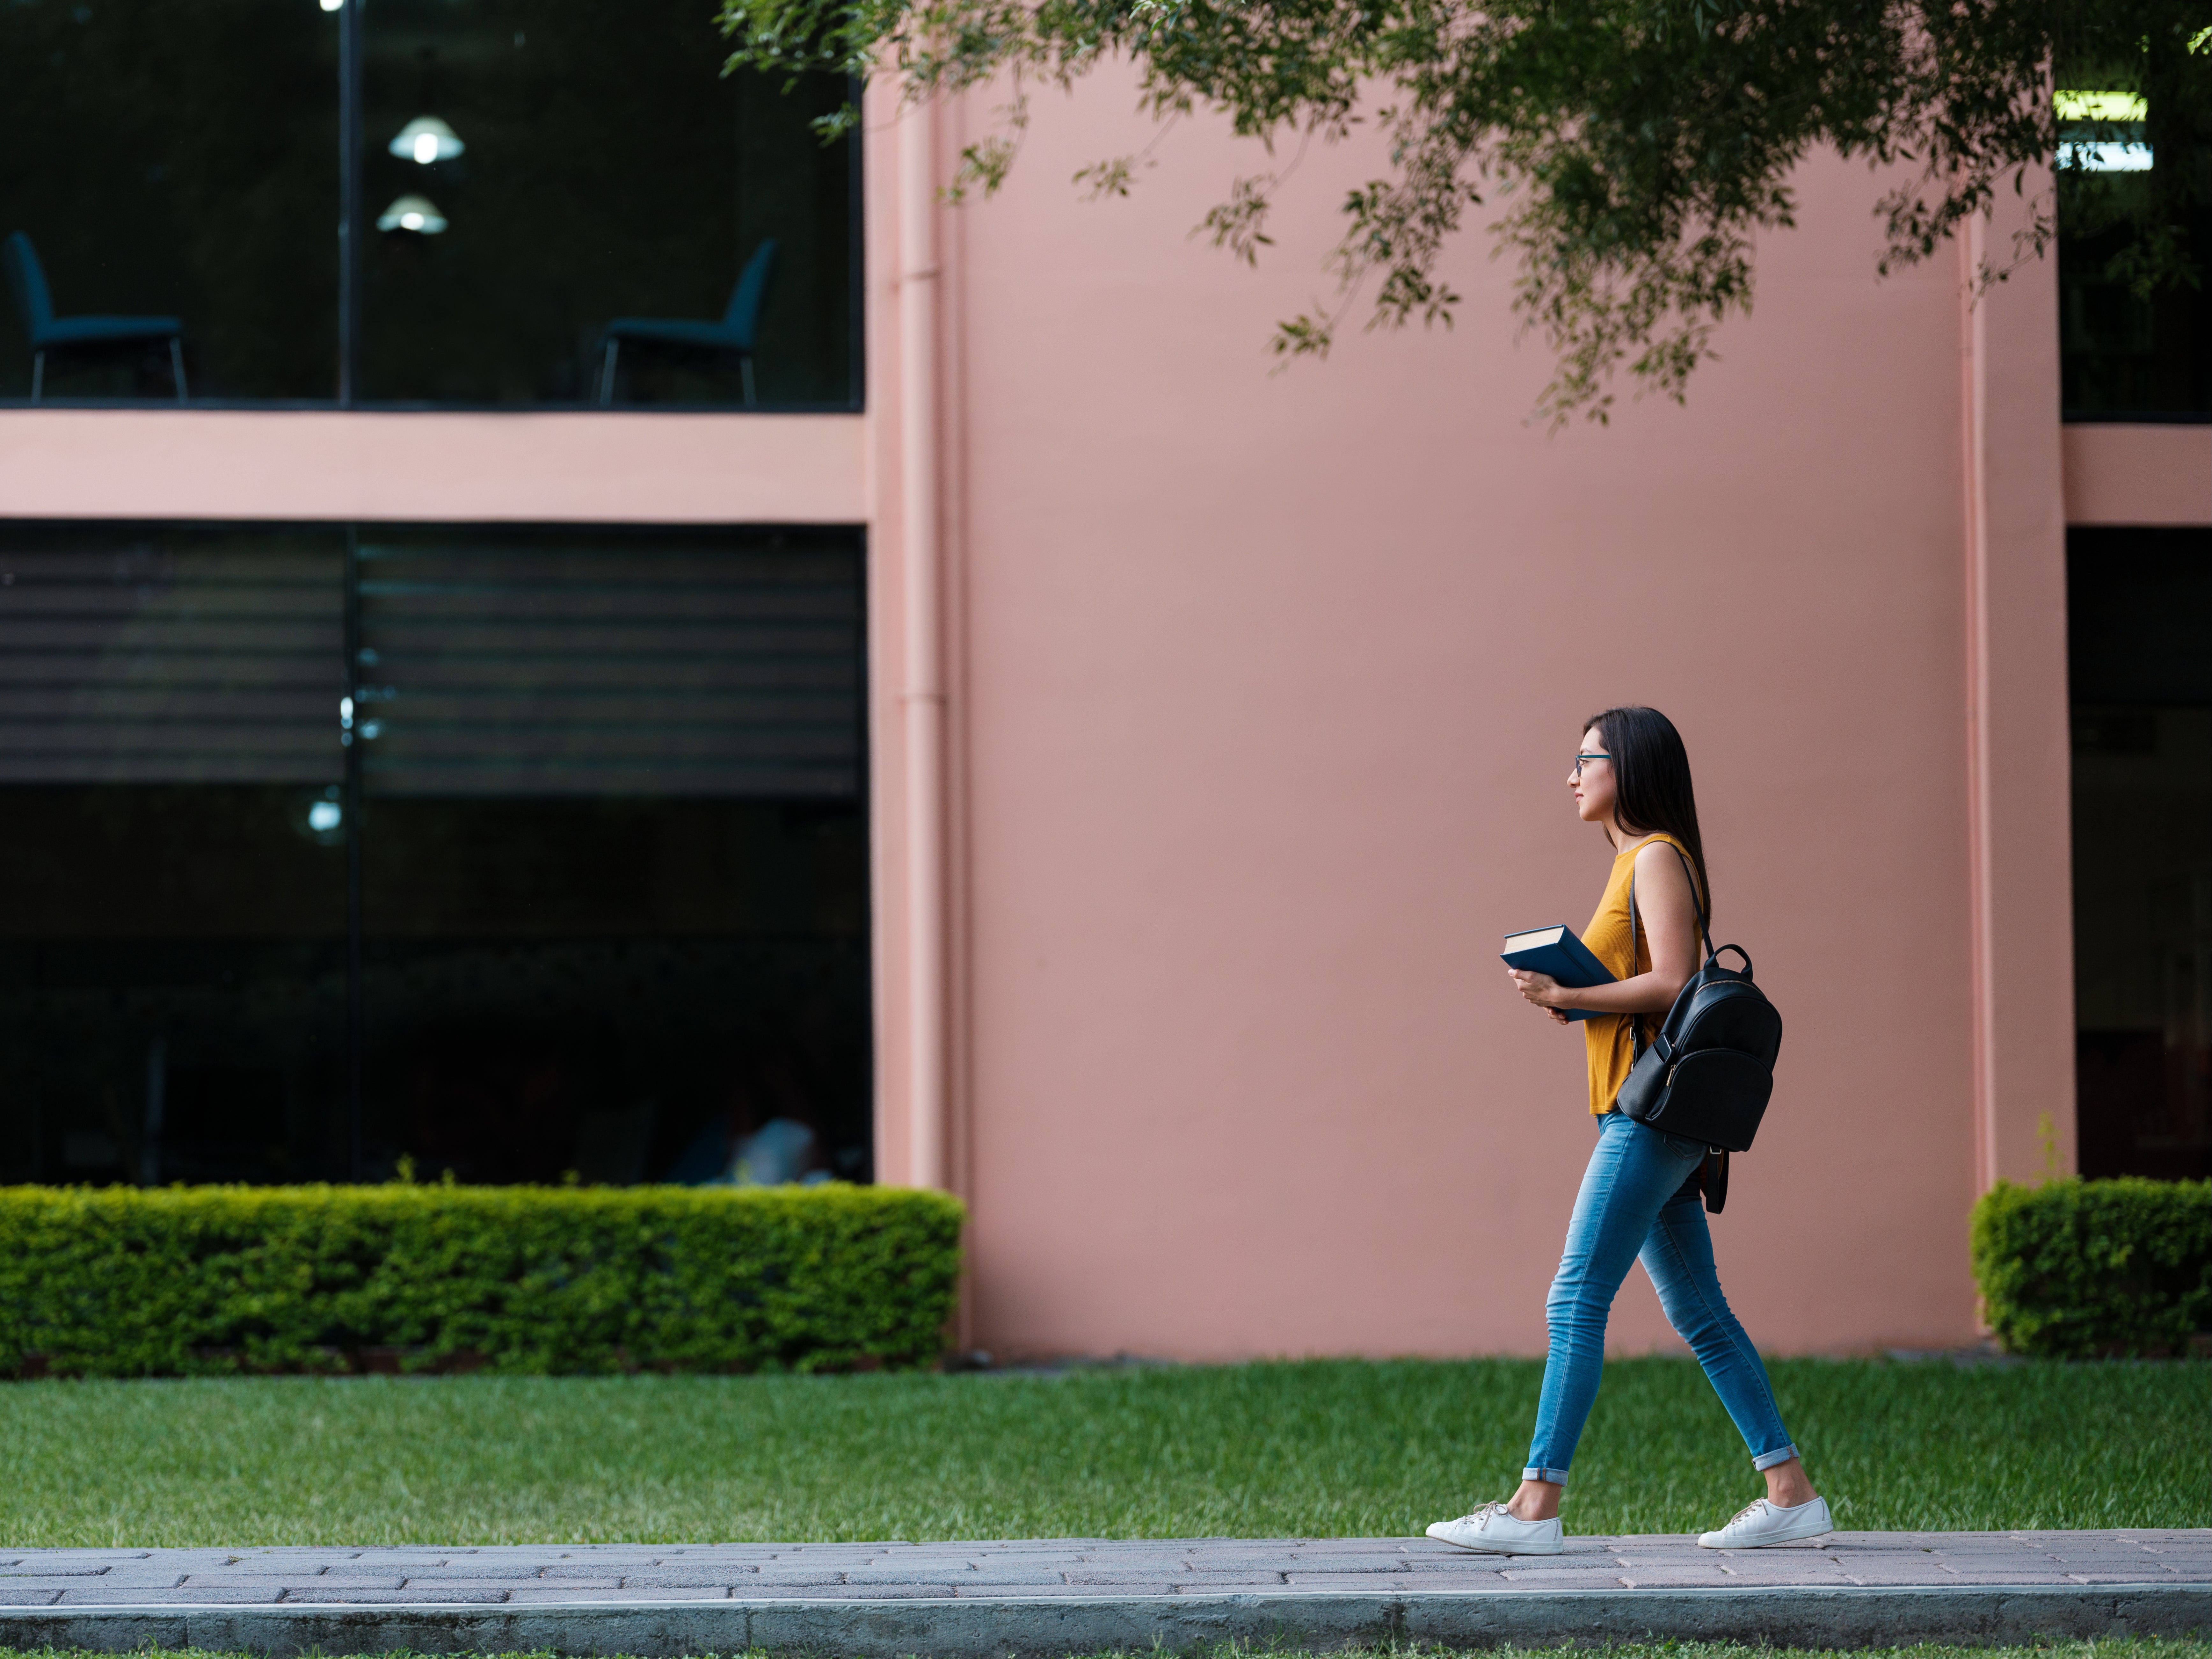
[358, 797, 871, 1185]
[2068, 526, 2212, 1180]
[0, 520, 871, 1187]
[0, 0, 856, 406]
[2055, 53, 2212, 420]
[355, 0, 855, 406]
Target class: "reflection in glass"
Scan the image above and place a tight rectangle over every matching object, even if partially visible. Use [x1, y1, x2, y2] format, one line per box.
[358, 0, 855, 406]
[377, 195, 450, 236]
[0, 522, 350, 1182]
[348, 525, 871, 1183]
[1, 0, 856, 407]
[357, 798, 872, 1185]
[2070, 528, 2212, 1181]
[0, 0, 340, 401]
[390, 116, 466, 165]
[0, 521, 873, 1187]
[2056, 75, 2212, 418]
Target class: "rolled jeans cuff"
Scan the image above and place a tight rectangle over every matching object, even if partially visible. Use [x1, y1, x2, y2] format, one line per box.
[1751, 1443, 1801, 1473]
[1522, 1465, 1572, 1486]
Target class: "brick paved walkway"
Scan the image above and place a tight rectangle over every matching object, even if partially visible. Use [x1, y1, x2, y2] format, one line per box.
[2, 1530, 2206, 1604]
[3, 1532, 2203, 1655]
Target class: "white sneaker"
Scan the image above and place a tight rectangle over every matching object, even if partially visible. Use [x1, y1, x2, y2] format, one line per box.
[1697, 1495, 1834, 1548]
[1425, 1501, 1565, 1555]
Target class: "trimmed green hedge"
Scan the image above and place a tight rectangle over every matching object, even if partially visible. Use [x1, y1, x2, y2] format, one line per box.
[0, 1183, 964, 1378]
[1970, 1176, 2212, 1358]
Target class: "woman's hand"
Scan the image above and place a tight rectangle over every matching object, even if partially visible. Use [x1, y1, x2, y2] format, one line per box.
[1508, 968, 1576, 1024]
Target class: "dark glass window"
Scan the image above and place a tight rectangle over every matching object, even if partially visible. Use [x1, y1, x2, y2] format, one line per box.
[0, 0, 338, 400]
[2069, 526, 2212, 1181]
[0, 521, 871, 1187]
[357, 0, 856, 406]
[2056, 75, 2212, 419]
[0, 1, 857, 409]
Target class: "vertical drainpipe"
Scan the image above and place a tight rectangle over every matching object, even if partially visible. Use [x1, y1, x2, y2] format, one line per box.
[899, 94, 948, 1191]
[1960, 214, 2000, 1199]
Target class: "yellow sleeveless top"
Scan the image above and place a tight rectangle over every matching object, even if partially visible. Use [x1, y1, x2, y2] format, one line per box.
[1581, 833, 1702, 1116]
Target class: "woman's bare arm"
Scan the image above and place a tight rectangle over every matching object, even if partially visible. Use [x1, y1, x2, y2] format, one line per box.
[1507, 840, 1701, 1017]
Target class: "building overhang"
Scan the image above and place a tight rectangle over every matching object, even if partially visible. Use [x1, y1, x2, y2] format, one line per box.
[0, 410, 869, 524]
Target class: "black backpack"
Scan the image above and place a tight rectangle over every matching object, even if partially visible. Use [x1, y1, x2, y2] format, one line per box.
[1615, 845, 1784, 1175]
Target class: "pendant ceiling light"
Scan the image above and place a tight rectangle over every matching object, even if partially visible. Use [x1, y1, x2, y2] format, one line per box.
[389, 115, 465, 165]
[376, 193, 448, 234]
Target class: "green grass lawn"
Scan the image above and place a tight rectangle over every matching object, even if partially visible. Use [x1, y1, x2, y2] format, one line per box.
[0, 1358, 2203, 1547]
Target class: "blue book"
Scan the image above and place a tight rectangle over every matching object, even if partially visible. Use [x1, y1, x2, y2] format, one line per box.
[1501, 925, 1617, 1022]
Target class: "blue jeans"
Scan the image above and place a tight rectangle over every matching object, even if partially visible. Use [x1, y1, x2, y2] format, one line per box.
[1523, 1110, 1800, 1485]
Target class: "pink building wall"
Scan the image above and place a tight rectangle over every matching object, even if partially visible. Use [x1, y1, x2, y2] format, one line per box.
[862, 75, 2096, 1360]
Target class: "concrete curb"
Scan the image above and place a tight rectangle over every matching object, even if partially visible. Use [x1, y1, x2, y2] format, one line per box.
[4, 1584, 2206, 1655]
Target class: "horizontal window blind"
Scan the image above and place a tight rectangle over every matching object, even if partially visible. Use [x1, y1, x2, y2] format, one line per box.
[357, 531, 863, 797]
[0, 531, 344, 784]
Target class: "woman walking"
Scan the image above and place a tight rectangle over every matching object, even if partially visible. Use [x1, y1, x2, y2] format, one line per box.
[1428, 706, 1830, 1554]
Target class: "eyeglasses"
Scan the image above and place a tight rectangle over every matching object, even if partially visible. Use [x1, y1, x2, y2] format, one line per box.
[1573, 752, 1611, 777]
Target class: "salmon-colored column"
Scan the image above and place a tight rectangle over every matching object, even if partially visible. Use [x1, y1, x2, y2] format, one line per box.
[1961, 193, 2075, 1190]
[898, 92, 950, 1192]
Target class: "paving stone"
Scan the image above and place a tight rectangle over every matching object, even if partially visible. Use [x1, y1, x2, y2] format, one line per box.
[1616, 1573, 1749, 1589]
[0, 1566, 115, 1578]
[955, 1583, 1180, 1599]
[280, 1587, 516, 1604]
[1504, 1575, 1646, 1592]
[2048, 1570, 2168, 1584]
[1297, 1538, 1414, 1551]
[60, 1577, 191, 1592]
[648, 1556, 753, 1566]
[472, 1578, 626, 1591]
[751, 1568, 860, 1585]
[1285, 1574, 1429, 1590]
[767, 1554, 878, 1567]
[1168, 1575, 1290, 1587]
[1513, 1555, 1636, 1570]
[0, 1591, 63, 1606]
[506, 1586, 735, 1603]
[0, 1578, 173, 1592]
[402, 1578, 552, 1591]
[608, 1572, 749, 1589]
[345, 1557, 458, 1575]
[59, 1586, 286, 1605]
[1262, 1555, 1406, 1573]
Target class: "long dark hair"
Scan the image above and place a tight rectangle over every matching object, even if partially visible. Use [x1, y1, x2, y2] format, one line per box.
[1581, 705, 1709, 918]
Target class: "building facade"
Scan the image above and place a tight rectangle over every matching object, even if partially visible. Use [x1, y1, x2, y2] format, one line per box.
[3, 14, 2207, 1359]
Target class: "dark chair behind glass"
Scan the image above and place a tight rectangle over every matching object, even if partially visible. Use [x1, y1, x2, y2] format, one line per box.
[3, 232, 187, 402]
[595, 238, 776, 407]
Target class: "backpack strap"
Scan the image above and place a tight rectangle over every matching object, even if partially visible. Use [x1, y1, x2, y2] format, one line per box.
[1626, 837, 1712, 963]
[1626, 837, 1714, 1065]
[1625, 840, 1734, 1211]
